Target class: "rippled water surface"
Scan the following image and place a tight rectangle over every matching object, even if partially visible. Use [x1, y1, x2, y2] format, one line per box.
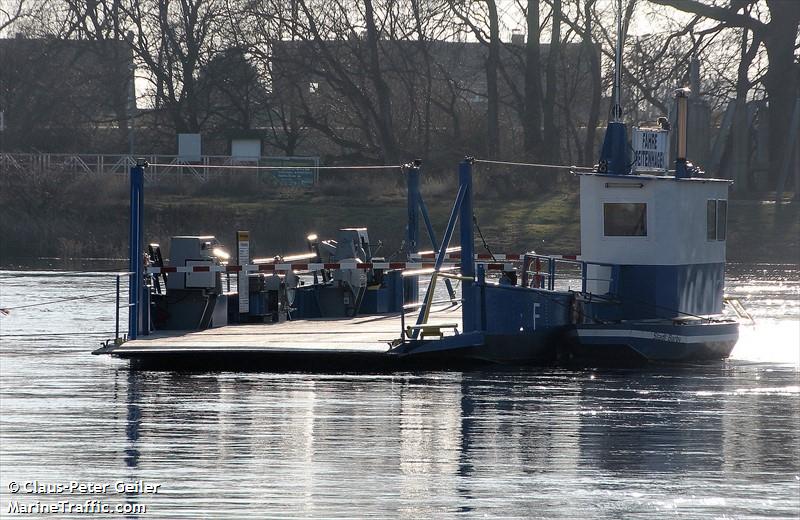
[0, 264, 798, 518]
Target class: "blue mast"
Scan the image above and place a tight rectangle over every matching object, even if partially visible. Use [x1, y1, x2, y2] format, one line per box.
[598, 0, 629, 176]
[128, 160, 145, 339]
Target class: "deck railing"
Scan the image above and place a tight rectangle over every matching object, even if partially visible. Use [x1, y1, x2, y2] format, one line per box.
[114, 271, 134, 345]
[521, 254, 619, 296]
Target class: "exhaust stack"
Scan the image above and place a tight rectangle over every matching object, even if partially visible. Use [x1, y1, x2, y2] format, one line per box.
[674, 87, 691, 178]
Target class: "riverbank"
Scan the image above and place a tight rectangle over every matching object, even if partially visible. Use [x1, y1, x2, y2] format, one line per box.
[0, 171, 797, 266]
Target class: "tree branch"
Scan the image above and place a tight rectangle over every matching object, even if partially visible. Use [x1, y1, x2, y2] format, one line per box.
[648, 0, 766, 34]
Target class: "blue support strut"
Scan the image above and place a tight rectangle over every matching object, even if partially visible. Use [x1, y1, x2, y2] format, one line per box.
[418, 196, 457, 301]
[411, 184, 467, 338]
[128, 163, 145, 340]
[459, 158, 477, 333]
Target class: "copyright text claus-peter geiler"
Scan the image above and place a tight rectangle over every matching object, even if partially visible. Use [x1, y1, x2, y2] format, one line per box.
[7, 480, 161, 495]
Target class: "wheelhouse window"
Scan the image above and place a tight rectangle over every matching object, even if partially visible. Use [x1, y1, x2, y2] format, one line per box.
[707, 200, 717, 240]
[717, 200, 727, 240]
[707, 199, 727, 241]
[603, 203, 647, 237]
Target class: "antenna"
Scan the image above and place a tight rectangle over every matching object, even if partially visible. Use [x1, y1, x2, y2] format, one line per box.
[611, 0, 623, 122]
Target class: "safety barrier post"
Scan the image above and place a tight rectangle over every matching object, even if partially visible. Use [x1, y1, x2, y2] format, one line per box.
[459, 157, 476, 333]
[581, 262, 588, 293]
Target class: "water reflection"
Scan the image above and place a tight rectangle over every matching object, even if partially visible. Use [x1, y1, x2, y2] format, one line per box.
[124, 369, 142, 468]
[0, 267, 798, 517]
[576, 370, 729, 475]
[110, 367, 798, 517]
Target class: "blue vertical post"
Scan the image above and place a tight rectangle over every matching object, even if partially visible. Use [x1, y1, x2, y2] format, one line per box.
[459, 157, 477, 333]
[405, 160, 420, 304]
[128, 162, 145, 340]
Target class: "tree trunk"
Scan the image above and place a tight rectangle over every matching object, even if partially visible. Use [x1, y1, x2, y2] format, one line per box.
[363, 0, 397, 163]
[542, 0, 561, 164]
[731, 27, 760, 194]
[582, 0, 601, 167]
[762, 0, 799, 188]
[412, 0, 433, 157]
[486, 0, 501, 158]
[524, 0, 543, 157]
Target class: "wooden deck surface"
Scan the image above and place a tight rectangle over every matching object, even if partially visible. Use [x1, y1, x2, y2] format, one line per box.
[105, 305, 463, 356]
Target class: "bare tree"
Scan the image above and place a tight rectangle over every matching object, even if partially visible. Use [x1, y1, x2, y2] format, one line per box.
[0, 0, 26, 33]
[557, 0, 602, 165]
[119, 0, 227, 134]
[523, 0, 543, 157]
[542, 0, 562, 163]
[730, 19, 761, 191]
[363, 0, 398, 163]
[650, 0, 800, 185]
[448, 0, 503, 158]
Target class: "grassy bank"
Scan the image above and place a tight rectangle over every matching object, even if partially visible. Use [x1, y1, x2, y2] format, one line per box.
[0, 169, 797, 265]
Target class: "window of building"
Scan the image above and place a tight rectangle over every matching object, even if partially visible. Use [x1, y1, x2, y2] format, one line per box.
[603, 203, 647, 236]
[707, 199, 727, 241]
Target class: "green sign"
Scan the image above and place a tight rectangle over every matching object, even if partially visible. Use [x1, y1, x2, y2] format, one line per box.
[259, 157, 318, 186]
[272, 167, 315, 186]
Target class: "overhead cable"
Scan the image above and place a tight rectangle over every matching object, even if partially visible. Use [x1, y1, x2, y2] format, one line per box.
[474, 159, 595, 171]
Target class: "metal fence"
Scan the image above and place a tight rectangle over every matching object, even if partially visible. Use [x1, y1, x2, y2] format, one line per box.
[0, 153, 320, 185]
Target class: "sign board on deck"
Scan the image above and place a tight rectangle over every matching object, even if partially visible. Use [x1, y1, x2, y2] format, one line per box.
[632, 127, 669, 174]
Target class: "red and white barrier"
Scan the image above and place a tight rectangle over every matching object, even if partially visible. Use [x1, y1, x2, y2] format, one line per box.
[411, 252, 523, 261]
[410, 252, 579, 261]
[146, 261, 517, 274]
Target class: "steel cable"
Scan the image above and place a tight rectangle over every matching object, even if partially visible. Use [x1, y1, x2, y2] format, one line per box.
[473, 158, 596, 171]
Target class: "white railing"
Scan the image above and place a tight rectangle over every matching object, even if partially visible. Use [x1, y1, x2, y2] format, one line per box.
[0, 153, 320, 184]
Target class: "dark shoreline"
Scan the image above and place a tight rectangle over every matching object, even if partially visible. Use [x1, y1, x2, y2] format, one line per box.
[1, 171, 797, 266]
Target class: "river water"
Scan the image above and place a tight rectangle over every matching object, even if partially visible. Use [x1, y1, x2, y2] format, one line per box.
[0, 264, 797, 518]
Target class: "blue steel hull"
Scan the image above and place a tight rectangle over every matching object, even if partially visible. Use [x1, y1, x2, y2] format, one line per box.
[389, 277, 739, 367]
[391, 283, 573, 365]
[566, 320, 738, 363]
[390, 329, 566, 365]
[392, 316, 738, 366]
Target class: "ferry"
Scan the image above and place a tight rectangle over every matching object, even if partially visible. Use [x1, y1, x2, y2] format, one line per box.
[95, 4, 740, 369]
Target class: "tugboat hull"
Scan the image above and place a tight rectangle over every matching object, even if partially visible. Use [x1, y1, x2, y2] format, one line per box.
[567, 320, 739, 363]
